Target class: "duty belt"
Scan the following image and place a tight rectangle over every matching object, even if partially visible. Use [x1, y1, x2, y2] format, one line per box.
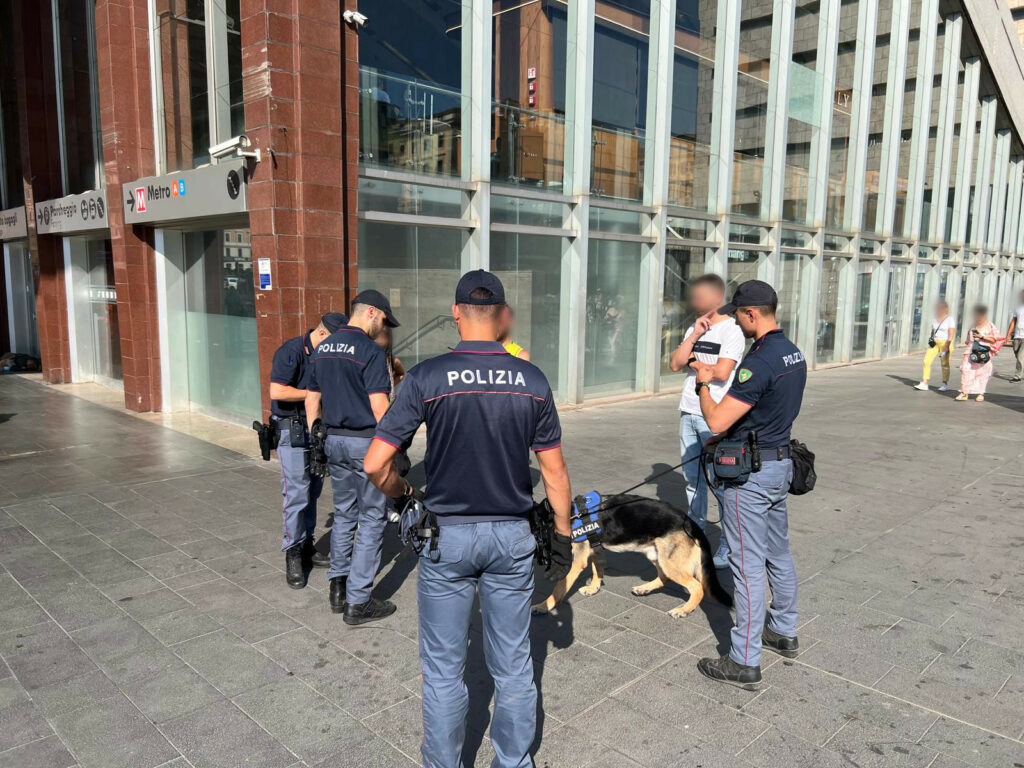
[326, 426, 376, 437]
[762, 445, 791, 461]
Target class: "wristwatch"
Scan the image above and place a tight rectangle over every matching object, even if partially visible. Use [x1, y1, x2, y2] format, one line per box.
[695, 380, 712, 395]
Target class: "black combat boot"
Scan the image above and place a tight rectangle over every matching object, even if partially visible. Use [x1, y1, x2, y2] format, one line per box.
[343, 597, 397, 626]
[285, 544, 305, 589]
[696, 655, 762, 691]
[762, 626, 799, 658]
[329, 576, 347, 614]
[303, 537, 330, 568]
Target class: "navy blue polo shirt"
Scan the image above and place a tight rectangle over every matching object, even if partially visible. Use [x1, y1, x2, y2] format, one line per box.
[269, 333, 314, 419]
[724, 329, 807, 448]
[307, 326, 391, 431]
[374, 340, 562, 523]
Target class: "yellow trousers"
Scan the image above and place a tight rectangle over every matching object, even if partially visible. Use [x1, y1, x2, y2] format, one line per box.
[923, 340, 952, 383]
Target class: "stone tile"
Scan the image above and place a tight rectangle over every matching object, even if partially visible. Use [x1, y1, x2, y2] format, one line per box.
[30, 669, 122, 717]
[533, 726, 623, 768]
[20, 576, 124, 632]
[308, 735, 418, 767]
[535, 643, 646, 722]
[141, 608, 221, 646]
[175, 629, 289, 696]
[589, 628, 683, 670]
[578, 750, 647, 768]
[917, 717, 1024, 767]
[0, 734, 77, 768]
[257, 628, 413, 719]
[176, 537, 244, 563]
[159, 699, 296, 768]
[51, 693, 179, 768]
[739, 727, 849, 768]
[63, 548, 148, 587]
[0, 622, 98, 691]
[789, 637, 896, 687]
[203, 553, 279, 582]
[0, 573, 49, 631]
[234, 678, 374, 763]
[70, 615, 164, 670]
[0, 678, 53, 752]
[134, 550, 208, 580]
[116, 588, 192, 622]
[611, 604, 715, 650]
[102, 529, 176, 560]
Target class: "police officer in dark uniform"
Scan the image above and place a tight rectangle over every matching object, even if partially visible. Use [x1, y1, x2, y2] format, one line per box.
[691, 280, 807, 690]
[268, 312, 348, 588]
[305, 290, 399, 624]
[365, 270, 573, 768]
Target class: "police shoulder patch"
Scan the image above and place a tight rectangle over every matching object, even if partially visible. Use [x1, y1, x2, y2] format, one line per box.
[737, 368, 753, 383]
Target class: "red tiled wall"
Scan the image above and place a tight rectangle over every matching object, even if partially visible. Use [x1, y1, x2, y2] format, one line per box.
[12, 1, 71, 383]
[94, 0, 162, 412]
[241, 0, 360, 418]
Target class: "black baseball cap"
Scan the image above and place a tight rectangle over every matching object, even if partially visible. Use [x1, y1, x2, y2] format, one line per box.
[352, 289, 399, 327]
[719, 280, 778, 315]
[321, 312, 348, 332]
[455, 270, 506, 305]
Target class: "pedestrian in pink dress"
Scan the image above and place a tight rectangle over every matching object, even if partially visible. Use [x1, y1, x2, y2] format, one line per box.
[956, 305, 1001, 402]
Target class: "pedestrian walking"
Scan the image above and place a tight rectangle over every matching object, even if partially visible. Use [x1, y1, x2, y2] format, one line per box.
[915, 300, 955, 392]
[956, 305, 1000, 402]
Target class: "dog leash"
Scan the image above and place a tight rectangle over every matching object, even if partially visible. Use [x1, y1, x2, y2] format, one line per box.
[607, 454, 722, 524]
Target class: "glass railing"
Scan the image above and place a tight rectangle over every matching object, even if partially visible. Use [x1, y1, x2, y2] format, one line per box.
[491, 103, 566, 190]
[590, 125, 646, 201]
[667, 139, 711, 209]
[359, 67, 462, 177]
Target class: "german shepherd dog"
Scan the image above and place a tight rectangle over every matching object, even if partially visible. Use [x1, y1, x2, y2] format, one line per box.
[531, 494, 733, 617]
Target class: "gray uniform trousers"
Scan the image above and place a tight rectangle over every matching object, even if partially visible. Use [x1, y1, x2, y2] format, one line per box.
[720, 458, 798, 667]
[324, 435, 388, 604]
[418, 520, 537, 768]
[277, 424, 323, 551]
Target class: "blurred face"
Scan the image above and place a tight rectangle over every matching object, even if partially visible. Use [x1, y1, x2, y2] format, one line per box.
[498, 306, 515, 340]
[373, 326, 392, 349]
[974, 309, 986, 324]
[935, 302, 948, 318]
[689, 283, 723, 315]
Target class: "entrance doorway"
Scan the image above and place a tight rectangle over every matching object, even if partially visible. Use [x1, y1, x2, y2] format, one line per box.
[67, 238, 122, 386]
[3, 242, 39, 357]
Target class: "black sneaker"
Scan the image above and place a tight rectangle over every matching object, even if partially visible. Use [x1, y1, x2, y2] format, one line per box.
[343, 597, 397, 626]
[762, 626, 799, 658]
[697, 655, 762, 691]
[329, 576, 347, 614]
[285, 544, 306, 589]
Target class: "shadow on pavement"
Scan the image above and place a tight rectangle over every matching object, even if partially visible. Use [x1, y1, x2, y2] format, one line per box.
[887, 374, 1024, 412]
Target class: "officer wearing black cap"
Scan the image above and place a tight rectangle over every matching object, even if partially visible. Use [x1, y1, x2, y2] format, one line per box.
[690, 279, 807, 690]
[365, 270, 573, 768]
[305, 290, 400, 624]
[269, 312, 347, 588]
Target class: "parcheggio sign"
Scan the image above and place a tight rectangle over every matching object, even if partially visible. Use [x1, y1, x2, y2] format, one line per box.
[35, 190, 108, 235]
[0, 206, 28, 241]
[122, 159, 250, 224]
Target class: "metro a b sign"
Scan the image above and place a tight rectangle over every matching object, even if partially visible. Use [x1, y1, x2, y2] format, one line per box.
[135, 187, 147, 213]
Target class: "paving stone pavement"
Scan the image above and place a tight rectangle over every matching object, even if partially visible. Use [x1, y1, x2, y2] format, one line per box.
[0, 354, 1023, 768]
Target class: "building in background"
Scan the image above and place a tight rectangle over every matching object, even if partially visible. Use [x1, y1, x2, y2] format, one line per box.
[2, 0, 1024, 421]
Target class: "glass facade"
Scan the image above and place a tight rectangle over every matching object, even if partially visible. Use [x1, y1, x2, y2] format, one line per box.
[55, 0, 103, 193]
[353, 0, 1024, 404]
[0, 0, 24, 208]
[155, 0, 246, 172]
[68, 239, 122, 384]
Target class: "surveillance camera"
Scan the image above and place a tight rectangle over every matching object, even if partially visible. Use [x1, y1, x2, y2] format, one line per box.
[209, 135, 260, 163]
[343, 10, 368, 27]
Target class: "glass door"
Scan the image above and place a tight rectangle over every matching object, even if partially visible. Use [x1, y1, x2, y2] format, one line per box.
[883, 264, 907, 357]
[816, 256, 849, 364]
[4, 243, 40, 357]
[181, 228, 261, 423]
[851, 260, 875, 359]
[83, 240, 122, 383]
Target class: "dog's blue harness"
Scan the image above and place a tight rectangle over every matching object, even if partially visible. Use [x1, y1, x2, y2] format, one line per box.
[570, 491, 603, 543]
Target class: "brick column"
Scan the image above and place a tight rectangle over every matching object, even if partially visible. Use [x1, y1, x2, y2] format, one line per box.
[13, 0, 70, 383]
[94, 0, 162, 412]
[241, 0, 357, 417]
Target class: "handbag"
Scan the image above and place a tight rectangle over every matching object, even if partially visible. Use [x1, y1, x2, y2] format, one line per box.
[928, 321, 938, 348]
[969, 341, 991, 365]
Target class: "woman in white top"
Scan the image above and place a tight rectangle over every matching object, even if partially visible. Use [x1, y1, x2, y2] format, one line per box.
[915, 300, 955, 391]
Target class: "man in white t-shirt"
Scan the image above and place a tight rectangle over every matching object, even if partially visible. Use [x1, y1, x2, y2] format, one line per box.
[670, 274, 745, 569]
[1006, 291, 1024, 383]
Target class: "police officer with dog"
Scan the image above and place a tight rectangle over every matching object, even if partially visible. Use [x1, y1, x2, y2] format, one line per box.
[364, 270, 573, 768]
[691, 280, 806, 690]
[266, 312, 348, 588]
[305, 291, 400, 624]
